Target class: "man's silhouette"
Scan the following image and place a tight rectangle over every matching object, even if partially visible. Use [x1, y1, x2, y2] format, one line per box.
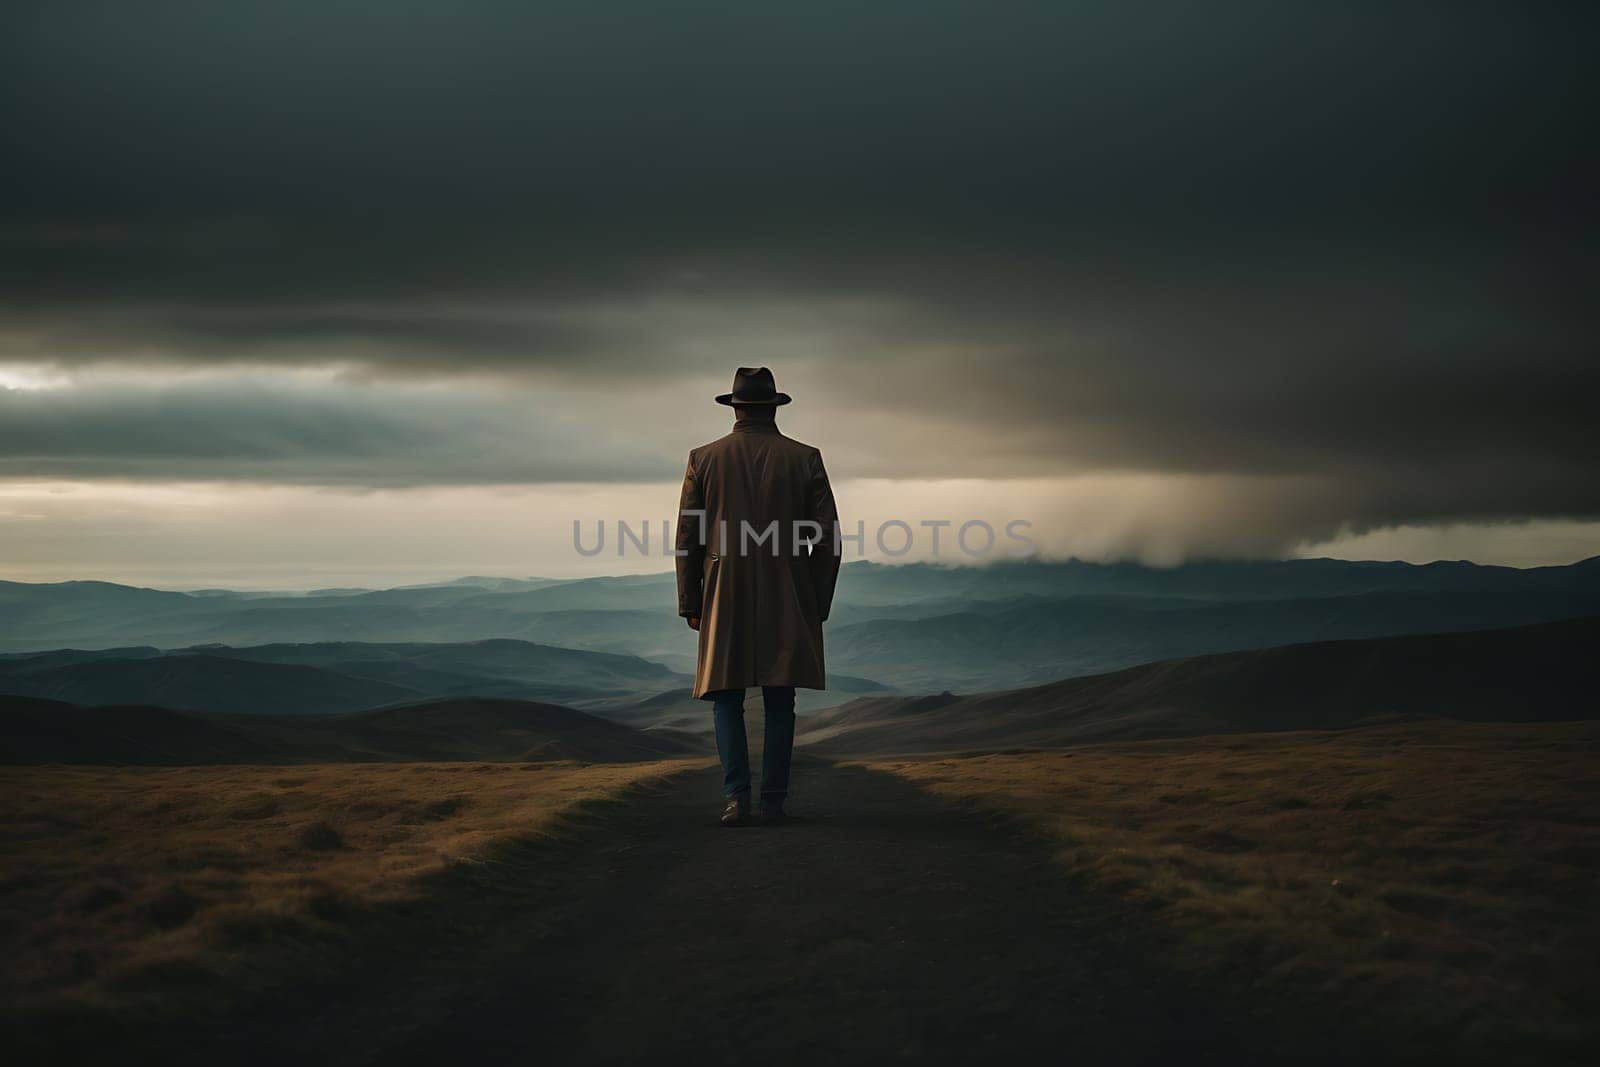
[676, 367, 841, 826]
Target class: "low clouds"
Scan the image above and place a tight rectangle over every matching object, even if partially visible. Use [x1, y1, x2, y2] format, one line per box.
[0, 369, 679, 484]
[1, 2, 1597, 564]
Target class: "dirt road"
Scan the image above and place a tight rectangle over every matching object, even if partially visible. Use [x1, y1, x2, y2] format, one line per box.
[183, 758, 1349, 1066]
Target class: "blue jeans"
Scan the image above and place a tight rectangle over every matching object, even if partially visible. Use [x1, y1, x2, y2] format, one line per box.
[709, 687, 796, 807]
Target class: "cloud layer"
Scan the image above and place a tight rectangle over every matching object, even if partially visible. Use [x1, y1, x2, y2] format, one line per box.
[2, 2, 1596, 565]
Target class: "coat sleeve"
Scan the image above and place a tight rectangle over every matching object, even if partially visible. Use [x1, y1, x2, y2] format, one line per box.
[807, 449, 842, 622]
[674, 452, 706, 618]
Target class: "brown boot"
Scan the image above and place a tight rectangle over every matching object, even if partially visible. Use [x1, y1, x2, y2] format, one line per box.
[720, 795, 750, 827]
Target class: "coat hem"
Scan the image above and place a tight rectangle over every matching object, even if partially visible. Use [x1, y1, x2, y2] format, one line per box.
[694, 681, 828, 701]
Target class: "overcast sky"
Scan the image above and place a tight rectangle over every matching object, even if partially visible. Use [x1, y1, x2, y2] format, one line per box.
[2, 2, 1596, 586]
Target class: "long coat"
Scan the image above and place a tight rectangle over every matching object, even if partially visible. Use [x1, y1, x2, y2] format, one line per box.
[675, 418, 842, 699]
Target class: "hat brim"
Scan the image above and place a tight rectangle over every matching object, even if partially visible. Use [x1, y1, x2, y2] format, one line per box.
[715, 393, 792, 405]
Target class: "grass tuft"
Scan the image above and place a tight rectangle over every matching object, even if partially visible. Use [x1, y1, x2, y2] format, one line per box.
[0, 757, 698, 1035]
[869, 720, 1600, 1059]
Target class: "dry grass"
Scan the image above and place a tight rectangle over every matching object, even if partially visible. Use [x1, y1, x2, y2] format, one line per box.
[868, 720, 1600, 1058]
[0, 759, 696, 1026]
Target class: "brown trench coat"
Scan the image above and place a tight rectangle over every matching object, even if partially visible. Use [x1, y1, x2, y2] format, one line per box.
[675, 418, 842, 699]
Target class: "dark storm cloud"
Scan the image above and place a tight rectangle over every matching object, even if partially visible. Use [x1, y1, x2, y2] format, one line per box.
[0, 375, 672, 484]
[2, 2, 1597, 534]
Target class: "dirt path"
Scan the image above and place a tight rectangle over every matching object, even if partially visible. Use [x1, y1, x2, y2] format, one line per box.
[195, 758, 1344, 1066]
[378, 759, 1313, 1065]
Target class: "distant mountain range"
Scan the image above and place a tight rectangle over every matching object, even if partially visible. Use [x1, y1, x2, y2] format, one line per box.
[0, 695, 693, 765]
[3, 556, 1598, 694]
[0, 639, 688, 715]
[829, 554, 1600, 605]
[802, 616, 1600, 755]
[826, 588, 1600, 690]
[7, 617, 1595, 766]
[584, 673, 893, 735]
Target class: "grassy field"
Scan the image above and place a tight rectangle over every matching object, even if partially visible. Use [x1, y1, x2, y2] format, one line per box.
[0, 758, 697, 1035]
[868, 720, 1600, 1059]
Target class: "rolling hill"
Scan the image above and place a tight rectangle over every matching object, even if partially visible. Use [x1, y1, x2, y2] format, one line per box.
[5, 558, 1598, 695]
[0, 695, 693, 765]
[0, 654, 422, 716]
[825, 589, 1600, 691]
[802, 616, 1600, 755]
[0, 639, 692, 715]
[584, 672, 893, 733]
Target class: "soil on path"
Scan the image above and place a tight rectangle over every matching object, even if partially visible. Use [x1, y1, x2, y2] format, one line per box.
[187, 758, 1355, 1066]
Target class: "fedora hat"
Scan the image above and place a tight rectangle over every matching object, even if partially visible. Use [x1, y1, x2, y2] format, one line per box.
[715, 366, 792, 406]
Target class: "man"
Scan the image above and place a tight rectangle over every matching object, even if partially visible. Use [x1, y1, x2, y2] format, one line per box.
[675, 367, 842, 827]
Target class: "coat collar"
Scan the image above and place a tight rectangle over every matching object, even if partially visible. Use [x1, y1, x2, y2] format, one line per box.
[731, 417, 780, 434]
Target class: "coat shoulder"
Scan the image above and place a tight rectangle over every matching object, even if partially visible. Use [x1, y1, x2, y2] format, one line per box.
[764, 432, 824, 463]
[684, 437, 719, 472]
[693, 430, 819, 467]
[779, 432, 821, 455]
[685, 439, 720, 468]
[693, 432, 736, 453]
